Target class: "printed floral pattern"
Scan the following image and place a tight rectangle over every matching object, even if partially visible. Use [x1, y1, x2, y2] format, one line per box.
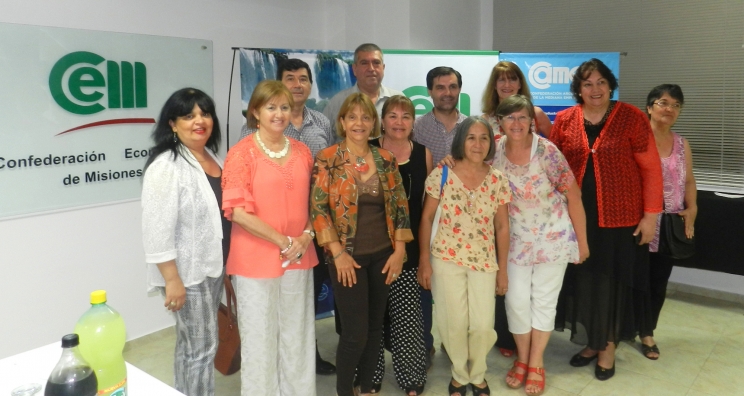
[424, 165, 511, 272]
[492, 136, 579, 266]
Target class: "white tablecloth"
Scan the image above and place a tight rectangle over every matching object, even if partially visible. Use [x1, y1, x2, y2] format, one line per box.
[0, 342, 184, 395]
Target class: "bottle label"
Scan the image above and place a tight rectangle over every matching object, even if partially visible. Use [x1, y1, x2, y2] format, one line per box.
[98, 378, 127, 395]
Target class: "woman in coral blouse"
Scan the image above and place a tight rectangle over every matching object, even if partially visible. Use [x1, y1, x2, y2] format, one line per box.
[550, 59, 663, 381]
[222, 80, 318, 395]
[311, 93, 412, 396]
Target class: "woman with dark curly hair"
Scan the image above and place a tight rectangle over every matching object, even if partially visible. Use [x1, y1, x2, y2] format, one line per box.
[141, 88, 228, 396]
[550, 58, 663, 381]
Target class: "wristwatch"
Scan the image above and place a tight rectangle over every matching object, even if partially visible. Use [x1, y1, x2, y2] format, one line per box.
[303, 229, 316, 239]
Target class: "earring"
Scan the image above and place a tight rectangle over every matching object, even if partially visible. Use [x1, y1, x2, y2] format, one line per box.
[173, 132, 178, 143]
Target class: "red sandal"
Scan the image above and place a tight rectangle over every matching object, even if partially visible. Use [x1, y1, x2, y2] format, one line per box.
[506, 360, 528, 389]
[525, 367, 545, 396]
[499, 347, 515, 357]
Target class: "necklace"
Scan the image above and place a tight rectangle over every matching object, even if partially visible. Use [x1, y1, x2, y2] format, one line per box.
[346, 147, 370, 173]
[255, 132, 289, 159]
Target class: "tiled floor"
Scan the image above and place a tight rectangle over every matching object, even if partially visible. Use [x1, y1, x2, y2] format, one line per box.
[124, 290, 744, 395]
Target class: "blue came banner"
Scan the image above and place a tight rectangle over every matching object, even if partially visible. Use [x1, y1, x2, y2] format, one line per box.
[500, 52, 620, 120]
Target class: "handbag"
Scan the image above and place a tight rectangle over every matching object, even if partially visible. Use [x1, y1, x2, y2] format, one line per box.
[430, 166, 449, 245]
[215, 276, 241, 375]
[657, 212, 695, 259]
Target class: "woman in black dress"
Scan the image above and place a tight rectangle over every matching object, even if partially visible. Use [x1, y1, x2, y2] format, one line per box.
[370, 95, 433, 395]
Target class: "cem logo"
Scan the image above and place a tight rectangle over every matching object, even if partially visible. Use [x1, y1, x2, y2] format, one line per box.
[402, 86, 470, 117]
[49, 51, 148, 115]
[528, 62, 579, 90]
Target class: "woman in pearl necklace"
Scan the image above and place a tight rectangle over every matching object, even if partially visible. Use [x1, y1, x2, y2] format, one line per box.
[222, 80, 319, 395]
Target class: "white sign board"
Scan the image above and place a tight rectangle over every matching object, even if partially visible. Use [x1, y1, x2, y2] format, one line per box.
[0, 22, 213, 219]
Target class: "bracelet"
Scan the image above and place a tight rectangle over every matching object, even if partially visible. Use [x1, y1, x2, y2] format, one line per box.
[279, 236, 293, 254]
[332, 250, 345, 260]
[303, 229, 315, 239]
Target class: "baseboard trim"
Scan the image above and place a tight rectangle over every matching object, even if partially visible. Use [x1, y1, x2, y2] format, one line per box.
[667, 281, 744, 305]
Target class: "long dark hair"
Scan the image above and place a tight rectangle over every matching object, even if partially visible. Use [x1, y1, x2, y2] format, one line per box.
[143, 88, 221, 173]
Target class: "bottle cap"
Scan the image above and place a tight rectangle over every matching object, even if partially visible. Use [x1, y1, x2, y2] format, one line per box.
[61, 334, 79, 348]
[90, 290, 107, 304]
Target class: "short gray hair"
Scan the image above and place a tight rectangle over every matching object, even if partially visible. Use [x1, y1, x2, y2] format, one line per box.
[354, 43, 383, 63]
[451, 117, 495, 162]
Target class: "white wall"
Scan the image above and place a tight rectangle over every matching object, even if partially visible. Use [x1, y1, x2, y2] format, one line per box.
[0, 0, 493, 359]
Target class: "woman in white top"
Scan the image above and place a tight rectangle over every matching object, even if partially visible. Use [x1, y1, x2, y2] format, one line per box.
[141, 88, 228, 396]
[491, 95, 588, 396]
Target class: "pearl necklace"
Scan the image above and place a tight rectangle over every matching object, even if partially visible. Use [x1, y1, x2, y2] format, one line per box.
[256, 132, 289, 159]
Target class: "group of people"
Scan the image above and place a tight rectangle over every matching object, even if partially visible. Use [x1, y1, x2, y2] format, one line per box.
[140, 42, 697, 396]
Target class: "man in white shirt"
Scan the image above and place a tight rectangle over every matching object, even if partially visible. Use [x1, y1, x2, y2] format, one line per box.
[322, 43, 403, 135]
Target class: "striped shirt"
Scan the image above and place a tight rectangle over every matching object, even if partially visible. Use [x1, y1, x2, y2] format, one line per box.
[240, 106, 334, 158]
[413, 111, 467, 164]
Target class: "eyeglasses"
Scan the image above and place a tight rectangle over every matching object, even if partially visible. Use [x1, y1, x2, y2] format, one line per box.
[653, 101, 683, 110]
[502, 115, 532, 124]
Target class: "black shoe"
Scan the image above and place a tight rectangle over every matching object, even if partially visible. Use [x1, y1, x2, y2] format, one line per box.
[316, 356, 336, 375]
[448, 378, 467, 396]
[404, 384, 425, 395]
[352, 377, 381, 393]
[595, 362, 615, 381]
[471, 380, 491, 395]
[569, 352, 598, 367]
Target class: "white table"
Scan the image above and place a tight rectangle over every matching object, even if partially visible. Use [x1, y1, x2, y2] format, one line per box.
[0, 342, 184, 395]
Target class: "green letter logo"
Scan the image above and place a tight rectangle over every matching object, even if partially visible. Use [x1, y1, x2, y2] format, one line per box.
[49, 51, 147, 115]
[402, 86, 470, 116]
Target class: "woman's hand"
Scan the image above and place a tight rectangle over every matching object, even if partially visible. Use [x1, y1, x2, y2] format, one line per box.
[575, 241, 590, 264]
[417, 259, 433, 290]
[334, 252, 361, 287]
[678, 205, 697, 239]
[282, 233, 312, 264]
[164, 277, 186, 312]
[156, 260, 186, 311]
[496, 270, 508, 296]
[633, 212, 659, 245]
[439, 154, 456, 169]
[382, 249, 405, 285]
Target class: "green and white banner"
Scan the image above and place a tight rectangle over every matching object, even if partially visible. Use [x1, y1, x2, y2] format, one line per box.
[0, 22, 213, 219]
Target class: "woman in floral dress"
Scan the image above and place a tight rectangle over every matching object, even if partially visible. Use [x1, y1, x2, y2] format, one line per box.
[418, 116, 511, 396]
[491, 95, 589, 395]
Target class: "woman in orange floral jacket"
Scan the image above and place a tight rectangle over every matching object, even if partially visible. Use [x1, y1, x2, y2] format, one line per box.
[311, 93, 412, 396]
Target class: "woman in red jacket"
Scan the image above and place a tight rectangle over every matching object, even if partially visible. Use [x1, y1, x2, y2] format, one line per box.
[550, 59, 663, 381]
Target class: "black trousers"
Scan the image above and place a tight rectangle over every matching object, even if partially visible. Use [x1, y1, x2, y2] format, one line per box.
[637, 252, 675, 337]
[329, 248, 393, 396]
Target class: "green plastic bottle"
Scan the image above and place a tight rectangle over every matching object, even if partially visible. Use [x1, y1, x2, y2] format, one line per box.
[74, 290, 127, 396]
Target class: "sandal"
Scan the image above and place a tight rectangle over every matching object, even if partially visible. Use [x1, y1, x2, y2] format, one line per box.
[448, 378, 467, 396]
[499, 347, 515, 357]
[471, 380, 490, 395]
[641, 344, 660, 360]
[404, 384, 424, 395]
[352, 378, 381, 394]
[525, 367, 545, 396]
[506, 360, 528, 389]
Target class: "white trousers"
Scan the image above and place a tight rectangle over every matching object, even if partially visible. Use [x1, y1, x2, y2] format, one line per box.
[505, 261, 567, 334]
[234, 269, 316, 396]
[431, 257, 496, 386]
